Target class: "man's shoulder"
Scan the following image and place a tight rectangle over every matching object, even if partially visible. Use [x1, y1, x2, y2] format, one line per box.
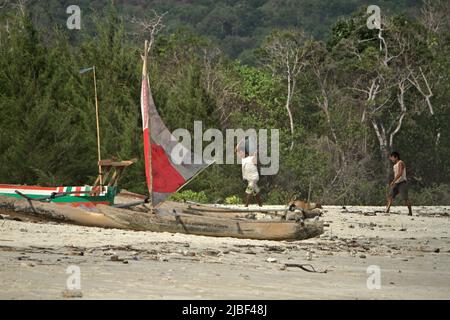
[242, 156, 251, 164]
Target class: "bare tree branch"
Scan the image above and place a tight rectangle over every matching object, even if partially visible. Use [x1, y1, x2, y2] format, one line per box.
[202, 47, 221, 93]
[0, 0, 9, 9]
[12, 0, 27, 16]
[131, 10, 168, 54]
[262, 30, 309, 150]
[420, 0, 449, 33]
[389, 79, 408, 147]
[407, 66, 434, 115]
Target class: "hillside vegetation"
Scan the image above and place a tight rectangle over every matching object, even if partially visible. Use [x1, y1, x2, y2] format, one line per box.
[0, 0, 449, 205]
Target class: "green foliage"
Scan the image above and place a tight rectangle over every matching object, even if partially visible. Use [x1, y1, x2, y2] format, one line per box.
[265, 190, 292, 205]
[23, 0, 423, 59]
[0, 1, 449, 206]
[409, 184, 450, 206]
[224, 195, 241, 205]
[168, 190, 209, 204]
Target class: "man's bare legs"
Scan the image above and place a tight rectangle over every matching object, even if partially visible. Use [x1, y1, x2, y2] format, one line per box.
[244, 194, 251, 207]
[386, 196, 393, 213]
[386, 197, 412, 215]
[405, 199, 412, 216]
[255, 193, 263, 207]
[244, 193, 263, 207]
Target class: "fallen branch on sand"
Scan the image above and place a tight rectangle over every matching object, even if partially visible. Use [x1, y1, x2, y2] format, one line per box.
[283, 263, 328, 273]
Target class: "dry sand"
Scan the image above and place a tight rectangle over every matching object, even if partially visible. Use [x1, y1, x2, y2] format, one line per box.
[0, 205, 449, 299]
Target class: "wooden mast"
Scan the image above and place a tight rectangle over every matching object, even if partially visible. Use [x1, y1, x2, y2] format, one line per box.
[93, 66, 103, 188]
[143, 40, 153, 208]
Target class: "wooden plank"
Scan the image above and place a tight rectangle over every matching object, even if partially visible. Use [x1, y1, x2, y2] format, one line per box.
[98, 159, 136, 167]
[185, 201, 291, 213]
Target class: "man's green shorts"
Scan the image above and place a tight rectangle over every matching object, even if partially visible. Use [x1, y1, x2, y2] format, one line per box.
[389, 181, 409, 200]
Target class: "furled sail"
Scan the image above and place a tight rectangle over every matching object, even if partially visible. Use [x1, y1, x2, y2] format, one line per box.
[140, 43, 207, 206]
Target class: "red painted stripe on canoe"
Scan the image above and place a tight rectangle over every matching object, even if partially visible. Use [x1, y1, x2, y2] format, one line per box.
[0, 185, 59, 191]
[55, 201, 110, 208]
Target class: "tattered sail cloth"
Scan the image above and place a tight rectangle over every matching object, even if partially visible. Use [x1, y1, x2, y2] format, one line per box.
[141, 72, 207, 205]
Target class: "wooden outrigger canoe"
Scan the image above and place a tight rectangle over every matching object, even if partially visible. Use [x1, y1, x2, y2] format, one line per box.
[0, 41, 324, 241]
[0, 184, 117, 208]
[173, 201, 323, 219]
[0, 160, 135, 208]
[0, 196, 324, 241]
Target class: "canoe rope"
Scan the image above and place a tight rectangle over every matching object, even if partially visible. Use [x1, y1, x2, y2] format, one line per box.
[284, 263, 328, 273]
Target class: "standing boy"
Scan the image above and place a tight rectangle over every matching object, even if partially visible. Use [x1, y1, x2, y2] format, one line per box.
[236, 139, 262, 207]
[386, 151, 412, 215]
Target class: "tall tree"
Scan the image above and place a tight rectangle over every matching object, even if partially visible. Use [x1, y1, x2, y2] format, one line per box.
[261, 30, 311, 150]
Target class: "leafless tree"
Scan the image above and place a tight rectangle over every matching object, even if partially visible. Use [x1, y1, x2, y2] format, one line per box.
[0, 0, 28, 37]
[200, 47, 243, 126]
[0, 0, 8, 9]
[420, 0, 450, 34]
[309, 43, 342, 160]
[0, 0, 28, 15]
[408, 66, 434, 115]
[202, 47, 222, 93]
[348, 13, 439, 181]
[262, 30, 310, 150]
[12, 0, 27, 16]
[131, 10, 168, 53]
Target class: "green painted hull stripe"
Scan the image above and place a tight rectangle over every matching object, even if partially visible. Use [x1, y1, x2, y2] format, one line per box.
[0, 186, 118, 204]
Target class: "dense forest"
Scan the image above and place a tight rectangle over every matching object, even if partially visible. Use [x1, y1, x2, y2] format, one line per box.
[23, 0, 423, 62]
[0, 0, 449, 205]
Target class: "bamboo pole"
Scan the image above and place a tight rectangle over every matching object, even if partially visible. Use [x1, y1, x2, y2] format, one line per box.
[93, 66, 103, 187]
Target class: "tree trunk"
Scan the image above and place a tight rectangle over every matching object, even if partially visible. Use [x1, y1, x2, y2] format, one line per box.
[371, 119, 391, 183]
[286, 75, 295, 150]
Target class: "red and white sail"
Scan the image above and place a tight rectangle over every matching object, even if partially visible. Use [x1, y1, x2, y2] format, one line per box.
[140, 54, 207, 206]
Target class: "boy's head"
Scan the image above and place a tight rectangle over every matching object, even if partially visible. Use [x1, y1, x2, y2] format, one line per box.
[236, 143, 247, 158]
[389, 151, 400, 163]
[237, 138, 252, 158]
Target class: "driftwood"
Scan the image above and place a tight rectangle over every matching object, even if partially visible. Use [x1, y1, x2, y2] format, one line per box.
[284, 263, 328, 273]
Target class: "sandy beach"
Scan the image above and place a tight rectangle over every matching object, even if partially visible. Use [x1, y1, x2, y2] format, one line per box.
[0, 205, 449, 300]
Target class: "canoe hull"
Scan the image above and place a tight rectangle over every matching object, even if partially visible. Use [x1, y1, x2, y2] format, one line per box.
[0, 196, 323, 241]
[99, 205, 323, 241]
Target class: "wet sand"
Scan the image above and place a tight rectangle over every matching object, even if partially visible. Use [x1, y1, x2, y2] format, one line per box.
[0, 205, 449, 299]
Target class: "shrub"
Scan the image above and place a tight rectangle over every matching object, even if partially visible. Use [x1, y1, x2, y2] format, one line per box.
[265, 190, 291, 205]
[409, 184, 450, 206]
[224, 195, 241, 205]
[168, 190, 209, 203]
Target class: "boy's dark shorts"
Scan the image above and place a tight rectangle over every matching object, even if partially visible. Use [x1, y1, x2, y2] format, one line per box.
[389, 181, 409, 200]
